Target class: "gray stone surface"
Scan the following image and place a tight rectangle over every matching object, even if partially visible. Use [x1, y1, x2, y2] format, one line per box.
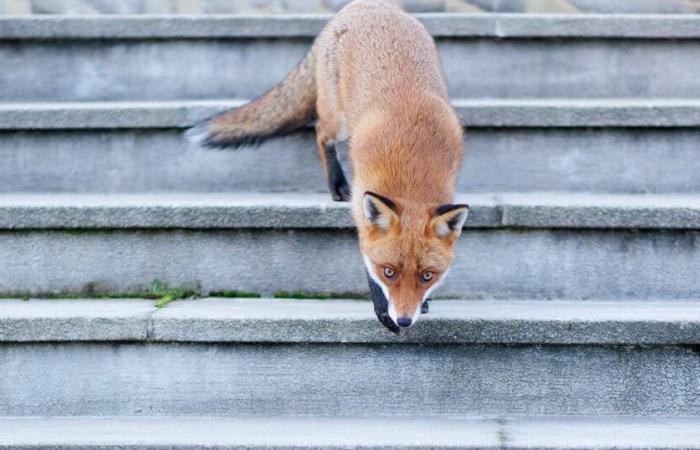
[0, 100, 238, 130]
[0, 217, 699, 298]
[2, 416, 700, 449]
[505, 417, 700, 449]
[1, 341, 698, 416]
[453, 98, 700, 127]
[1, 9, 699, 432]
[0, 15, 330, 39]
[3, 0, 700, 15]
[4, 28, 700, 101]
[3, 298, 699, 344]
[0, 299, 152, 341]
[151, 298, 700, 344]
[0, 416, 499, 449]
[0, 193, 354, 229]
[1, 192, 699, 230]
[5, 99, 700, 129]
[4, 15, 700, 39]
[3, 127, 700, 194]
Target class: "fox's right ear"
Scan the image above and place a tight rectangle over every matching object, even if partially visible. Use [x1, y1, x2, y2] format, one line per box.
[363, 192, 399, 232]
[430, 203, 470, 241]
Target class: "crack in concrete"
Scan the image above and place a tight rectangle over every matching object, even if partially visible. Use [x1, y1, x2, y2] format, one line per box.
[496, 417, 509, 448]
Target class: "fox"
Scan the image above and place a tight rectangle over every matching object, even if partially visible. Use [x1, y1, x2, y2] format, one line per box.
[187, 0, 468, 333]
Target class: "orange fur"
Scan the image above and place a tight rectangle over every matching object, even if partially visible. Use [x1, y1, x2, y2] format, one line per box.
[189, 0, 467, 327]
[317, 1, 466, 321]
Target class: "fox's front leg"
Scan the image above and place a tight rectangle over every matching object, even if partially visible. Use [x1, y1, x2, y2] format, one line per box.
[421, 298, 431, 314]
[316, 127, 351, 202]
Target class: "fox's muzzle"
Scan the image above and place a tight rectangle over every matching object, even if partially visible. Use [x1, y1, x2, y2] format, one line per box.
[366, 272, 401, 334]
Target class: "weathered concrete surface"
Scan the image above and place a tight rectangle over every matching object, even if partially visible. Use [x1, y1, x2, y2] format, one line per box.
[0, 100, 236, 130]
[1, 342, 698, 416]
[0, 299, 152, 341]
[452, 98, 700, 127]
[3, 0, 700, 15]
[4, 15, 700, 39]
[3, 127, 700, 194]
[0, 416, 499, 449]
[1, 223, 699, 298]
[6, 99, 700, 129]
[3, 298, 699, 344]
[504, 417, 700, 449]
[2, 416, 700, 449]
[4, 33, 700, 100]
[151, 298, 700, 344]
[1, 192, 699, 230]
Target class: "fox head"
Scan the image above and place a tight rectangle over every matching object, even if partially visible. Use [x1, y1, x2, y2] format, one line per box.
[358, 191, 469, 333]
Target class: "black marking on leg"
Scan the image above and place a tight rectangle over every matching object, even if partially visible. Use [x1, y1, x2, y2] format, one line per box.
[421, 298, 431, 314]
[325, 142, 351, 202]
[367, 272, 400, 334]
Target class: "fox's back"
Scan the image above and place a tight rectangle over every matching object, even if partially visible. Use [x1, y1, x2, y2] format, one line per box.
[315, 0, 448, 124]
[188, 0, 467, 332]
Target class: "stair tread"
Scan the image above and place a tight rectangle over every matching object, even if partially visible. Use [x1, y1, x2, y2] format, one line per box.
[1, 415, 698, 449]
[1, 192, 698, 230]
[4, 98, 700, 129]
[2, 298, 699, 344]
[3, 13, 700, 39]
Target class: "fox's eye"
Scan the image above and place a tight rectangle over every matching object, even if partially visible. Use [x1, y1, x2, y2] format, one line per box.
[383, 267, 396, 279]
[421, 271, 434, 282]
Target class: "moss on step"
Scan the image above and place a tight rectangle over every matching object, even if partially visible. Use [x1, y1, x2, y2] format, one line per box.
[147, 280, 200, 309]
[0, 280, 201, 307]
[273, 290, 368, 300]
[0, 283, 372, 302]
[209, 290, 261, 298]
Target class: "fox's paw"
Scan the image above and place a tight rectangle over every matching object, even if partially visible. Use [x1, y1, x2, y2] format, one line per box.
[421, 298, 431, 314]
[331, 180, 351, 202]
[377, 312, 401, 334]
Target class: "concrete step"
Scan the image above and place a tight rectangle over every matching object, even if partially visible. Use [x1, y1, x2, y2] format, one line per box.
[9, 99, 700, 129]
[1, 298, 698, 417]
[5, 0, 700, 15]
[2, 15, 700, 101]
[0, 193, 698, 298]
[3, 99, 700, 194]
[2, 416, 699, 449]
[4, 298, 699, 344]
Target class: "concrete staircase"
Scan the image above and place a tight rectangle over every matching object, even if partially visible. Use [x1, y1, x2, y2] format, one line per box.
[1, 13, 699, 449]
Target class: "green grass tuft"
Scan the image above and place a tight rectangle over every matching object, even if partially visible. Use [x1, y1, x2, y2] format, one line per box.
[209, 290, 261, 299]
[0, 285, 371, 303]
[145, 280, 201, 309]
[274, 290, 330, 300]
[273, 291, 368, 300]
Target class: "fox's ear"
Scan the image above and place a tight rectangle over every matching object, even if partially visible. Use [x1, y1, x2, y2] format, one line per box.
[363, 192, 399, 232]
[430, 204, 469, 240]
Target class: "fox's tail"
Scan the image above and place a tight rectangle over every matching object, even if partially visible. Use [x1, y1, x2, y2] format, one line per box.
[186, 50, 317, 148]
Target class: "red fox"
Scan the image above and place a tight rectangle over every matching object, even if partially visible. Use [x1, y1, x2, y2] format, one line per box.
[188, 0, 468, 333]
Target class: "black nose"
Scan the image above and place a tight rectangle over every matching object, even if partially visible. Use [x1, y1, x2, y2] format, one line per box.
[397, 317, 412, 328]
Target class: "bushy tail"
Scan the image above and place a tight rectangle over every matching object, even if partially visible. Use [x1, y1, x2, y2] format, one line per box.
[187, 50, 317, 148]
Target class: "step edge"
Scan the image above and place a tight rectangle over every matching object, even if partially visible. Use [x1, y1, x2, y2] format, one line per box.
[1, 298, 699, 345]
[4, 99, 700, 129]
[0, 192, 698, 230]
[2, 13, 700, 39]
[0, 415, 698, 449]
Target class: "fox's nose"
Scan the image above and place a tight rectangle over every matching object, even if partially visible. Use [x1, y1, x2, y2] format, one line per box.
[397, 317, 412, 328]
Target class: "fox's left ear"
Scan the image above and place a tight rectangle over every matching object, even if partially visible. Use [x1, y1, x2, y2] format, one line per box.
[430, 204, 470, 240]
[363, 191, 400, 232]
